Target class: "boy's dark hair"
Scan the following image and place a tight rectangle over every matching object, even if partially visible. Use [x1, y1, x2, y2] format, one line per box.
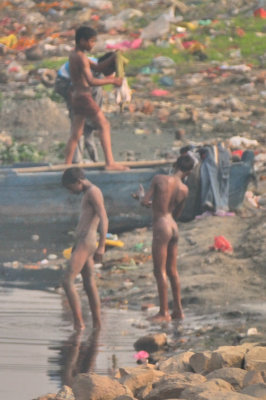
[98, 52, 116, 76]
[75, 26, 97, 45]
[62, 167, 85, 186]
[173, 154, 195, 172]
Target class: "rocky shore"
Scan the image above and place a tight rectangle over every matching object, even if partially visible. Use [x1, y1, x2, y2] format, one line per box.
[35, 339, 266, 400]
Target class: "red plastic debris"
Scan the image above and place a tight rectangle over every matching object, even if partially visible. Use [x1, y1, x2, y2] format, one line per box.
[134, 350, 149, 360]
[232, 149, 244, 159]
[151, 89, 170, 97]
[212, 236, 233, 253]
[253, 8, 266, 18]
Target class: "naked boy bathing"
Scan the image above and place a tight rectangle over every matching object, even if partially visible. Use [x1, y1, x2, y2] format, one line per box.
[62, 167, 108, 331]
[65, 26, 128, 171]
[133, 154, 195, 323]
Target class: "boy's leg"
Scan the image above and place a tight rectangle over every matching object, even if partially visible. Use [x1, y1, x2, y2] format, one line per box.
[81, 256, 101, 329]
[62, 242, 89, 331]
[151, 232, 171, 322]
[65, 114, 85, 164]
[92, 110, 129, 171]
[83, 122, 99, 162]
[166, 239, 184, 320]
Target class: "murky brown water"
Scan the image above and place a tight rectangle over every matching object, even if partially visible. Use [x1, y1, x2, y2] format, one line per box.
[0, 283, 147, 400]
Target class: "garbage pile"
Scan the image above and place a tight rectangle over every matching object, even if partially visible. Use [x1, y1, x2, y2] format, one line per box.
[0, 0, 265, 165]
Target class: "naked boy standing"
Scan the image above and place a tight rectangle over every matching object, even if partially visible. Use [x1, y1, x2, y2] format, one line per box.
[65, 26, 128, 170]
[62, 167, 108, 331]
[134, 155, 195, 323]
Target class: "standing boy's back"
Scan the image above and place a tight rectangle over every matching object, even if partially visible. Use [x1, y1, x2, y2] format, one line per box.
[135, 155, 195, 322]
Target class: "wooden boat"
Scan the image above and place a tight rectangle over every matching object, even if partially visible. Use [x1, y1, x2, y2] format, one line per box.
[0, 155, 254, 233]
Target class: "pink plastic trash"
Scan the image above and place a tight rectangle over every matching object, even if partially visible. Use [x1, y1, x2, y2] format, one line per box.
[134, 350, 149, 360]
[106, 38, 142, 50]
[151, 89, 170, 97]
[212, 236, 233, 253]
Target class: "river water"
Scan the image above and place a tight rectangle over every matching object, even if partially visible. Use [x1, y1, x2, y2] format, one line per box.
[0, 282, 146, 400]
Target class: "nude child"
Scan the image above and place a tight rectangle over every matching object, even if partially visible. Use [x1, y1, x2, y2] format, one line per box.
[62, 167, 108, 331]
[133, 154, 195, 323]
[65, 26, 128, 171]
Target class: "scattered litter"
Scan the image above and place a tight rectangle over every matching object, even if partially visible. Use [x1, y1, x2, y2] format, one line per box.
[134, 350, 149, 361]
[229, 136, 258, 148]
[245, 191, 261, 208]
[151, 89, 170, 97]
[106, 38, 142, 50]
[211, 236, 233, 253]
[254, 8, 266, 18]
[24, 264, 40, 270]
[31, 234, 39, 241]
[63, 235, 124, 259]
[159, 76, 174, 86]
[219, 64, 251, 73]
[247, 327, 259, 336]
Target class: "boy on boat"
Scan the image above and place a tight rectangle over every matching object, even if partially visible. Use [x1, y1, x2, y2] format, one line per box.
[62, 167, 108, 331]
[133, 154, 195, 323]
[65, 26, 128, 171]
[55, 52, 116, 163]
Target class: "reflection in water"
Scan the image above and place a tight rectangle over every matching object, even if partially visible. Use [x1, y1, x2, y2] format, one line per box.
[61, 328, 100, 387]
[0, 284, 145, 399]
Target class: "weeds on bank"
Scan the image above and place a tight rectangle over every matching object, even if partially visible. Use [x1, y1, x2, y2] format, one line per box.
[0, 141, 44, 164]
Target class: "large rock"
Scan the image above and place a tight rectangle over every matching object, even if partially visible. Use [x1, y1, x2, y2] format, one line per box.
[181, 378, 234, 400]
[244, 346, 266, 371]
[189, 351, 212, 374]
[192, 391, 257, 400]
[208, 345, 250, 371]
[241, 383, 266, 399]
[206, 367, 247, 390]
[72, 373, 132, 400]
[243, 370, 265, 387]
[119, 365, 164, 395]
[143, 372, 206, 400]
[158, 351, 194, 373]
[134, 333, 167, 352]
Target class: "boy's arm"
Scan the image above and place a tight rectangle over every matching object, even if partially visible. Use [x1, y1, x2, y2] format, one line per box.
[89, 188, 109, 263]
[140, 177, 157, 208]
[173, 188, 189, 219]
[81, 54, 121, 87]
[90, 54, 115, 74]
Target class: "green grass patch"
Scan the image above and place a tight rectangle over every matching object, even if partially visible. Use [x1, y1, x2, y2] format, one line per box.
[124, 44, 189, 70]
[36, 57, 68, 70]
[0, 141, 44, 165]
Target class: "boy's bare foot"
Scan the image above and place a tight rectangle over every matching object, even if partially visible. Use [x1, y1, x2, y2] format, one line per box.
[74, 322, 86, 332]
[148, 312, 172, 323]
[105, 163, 130, 171]
[92, 320, 101, 330]
[171, 310, 185, 320]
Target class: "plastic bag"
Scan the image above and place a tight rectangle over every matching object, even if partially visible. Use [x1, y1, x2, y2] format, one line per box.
[115, 77, 132, 105]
